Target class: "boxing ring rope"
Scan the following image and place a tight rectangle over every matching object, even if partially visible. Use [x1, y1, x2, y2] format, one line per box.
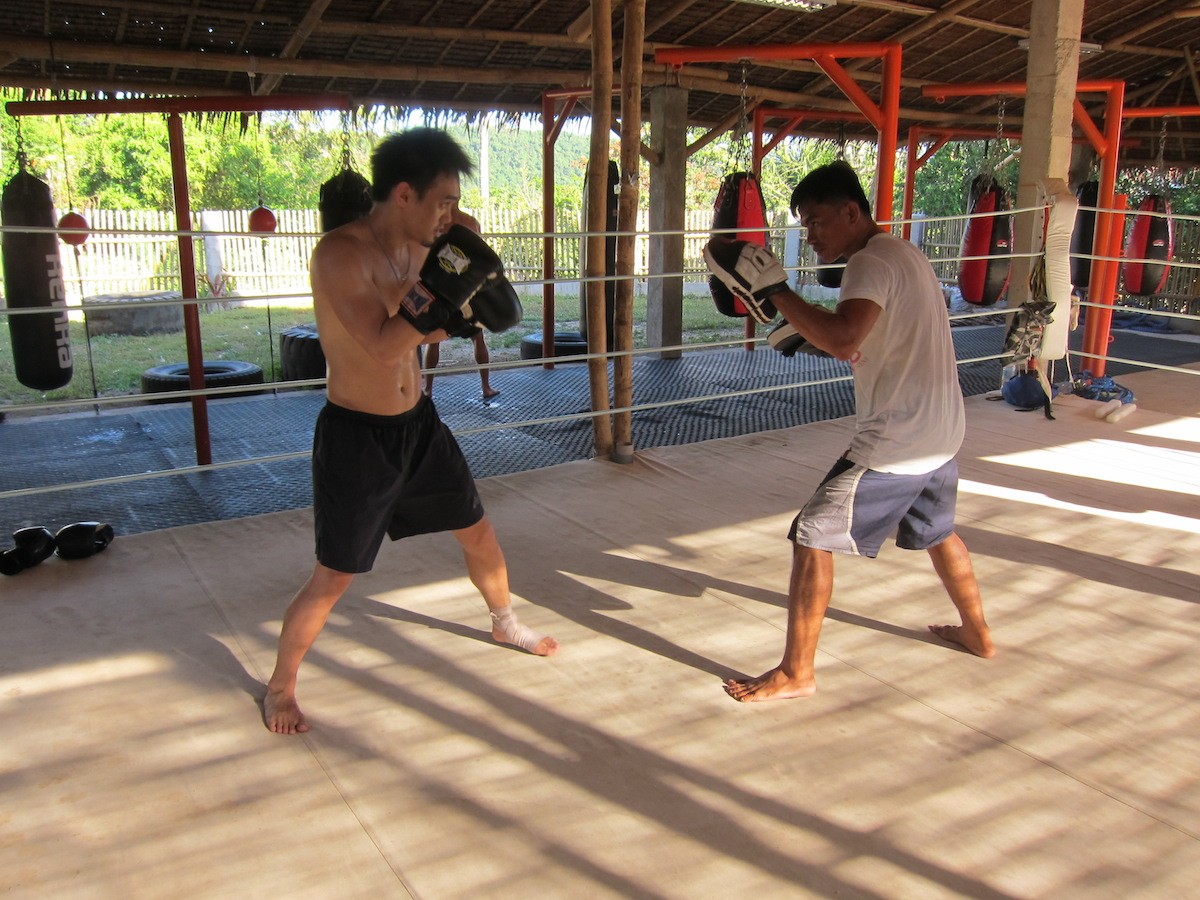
[5, 199, 1199, 506]
[10, 341, 1197, 505]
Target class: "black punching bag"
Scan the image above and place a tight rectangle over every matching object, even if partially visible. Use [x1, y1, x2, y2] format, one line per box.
[1070, 180, 1099, 291]
[580, 159, 618, 346]
[2, 168, 73, 390]
[319, 168, 372, 232]
[817, 255, 847, 288]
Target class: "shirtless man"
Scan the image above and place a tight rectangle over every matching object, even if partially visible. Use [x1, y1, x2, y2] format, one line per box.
[264, 128, 557, 735]
[705, 160, 993, 703]
[423, 204, 500, 401]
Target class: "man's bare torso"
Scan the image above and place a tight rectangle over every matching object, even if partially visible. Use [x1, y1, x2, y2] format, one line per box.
[310, 218, 428, 416]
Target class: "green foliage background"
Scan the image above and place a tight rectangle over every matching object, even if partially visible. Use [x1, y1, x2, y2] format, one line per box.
[0, 97, 1034, 222]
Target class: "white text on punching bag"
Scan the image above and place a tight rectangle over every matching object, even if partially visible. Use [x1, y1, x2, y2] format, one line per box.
[45, 253, 73, 369]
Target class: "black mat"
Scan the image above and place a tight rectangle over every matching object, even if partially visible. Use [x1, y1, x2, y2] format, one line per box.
[1, 325, 1193, 538]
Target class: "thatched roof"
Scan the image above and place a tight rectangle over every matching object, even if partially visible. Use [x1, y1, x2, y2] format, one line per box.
[2, 0, 1199, 166]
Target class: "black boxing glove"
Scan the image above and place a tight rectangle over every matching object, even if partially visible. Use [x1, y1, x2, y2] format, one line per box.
[0, 526, 56, 576]
[399, 224, 504, 335]
[466, 276, 523, 333]
[54, 522, 115, 560]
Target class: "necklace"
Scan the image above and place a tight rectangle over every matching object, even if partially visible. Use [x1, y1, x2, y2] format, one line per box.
[366, 217, 408, 286]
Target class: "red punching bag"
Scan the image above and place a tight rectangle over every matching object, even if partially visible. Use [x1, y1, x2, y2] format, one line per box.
[1122, 194, 1173, 296]
[1070, 180, 1099, 291]
[709, 172, 776, 319]
[2, 167, 73, 390]
[958, 174, 1012, 306]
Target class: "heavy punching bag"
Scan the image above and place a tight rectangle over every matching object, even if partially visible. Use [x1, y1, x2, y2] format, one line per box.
[1122, 194, 1173, 296]
[709, 171, 776, 319]
[2, 167, 73, 390]
[817, 255, 847, 288]
[319, 168, 372, 232]
[580, 159, 618, 346]
[958, 173, 1012, 306]
[1069, 180, 1099, 292]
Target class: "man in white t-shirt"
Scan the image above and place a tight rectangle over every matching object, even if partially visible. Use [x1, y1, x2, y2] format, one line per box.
[705, 160, 993, 703]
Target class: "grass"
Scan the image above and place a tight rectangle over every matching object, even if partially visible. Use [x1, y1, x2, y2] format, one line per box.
[1, 290, 755, 406]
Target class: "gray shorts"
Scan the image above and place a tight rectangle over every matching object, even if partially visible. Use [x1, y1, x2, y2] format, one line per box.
[789, 457, 959, 558]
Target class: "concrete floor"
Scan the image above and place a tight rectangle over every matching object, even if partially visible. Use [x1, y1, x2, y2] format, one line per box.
[1, 365, 1197, 899]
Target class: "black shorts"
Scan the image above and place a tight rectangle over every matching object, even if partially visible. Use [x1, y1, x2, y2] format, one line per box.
[312, 397, 484, 574]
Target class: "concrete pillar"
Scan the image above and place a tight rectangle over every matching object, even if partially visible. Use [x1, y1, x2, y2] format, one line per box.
[647, 85, 687, 358]
[1010, 0, 1086, 306]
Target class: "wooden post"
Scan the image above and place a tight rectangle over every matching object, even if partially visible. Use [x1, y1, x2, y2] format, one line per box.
[586, 0, 614, 458]
[612, 0, 644, 461]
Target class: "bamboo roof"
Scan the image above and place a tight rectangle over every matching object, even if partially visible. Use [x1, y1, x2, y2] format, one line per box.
[2, 0, 1199, 166]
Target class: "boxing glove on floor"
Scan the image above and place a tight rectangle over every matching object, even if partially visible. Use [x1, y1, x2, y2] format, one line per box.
[54, 522, 115, 560]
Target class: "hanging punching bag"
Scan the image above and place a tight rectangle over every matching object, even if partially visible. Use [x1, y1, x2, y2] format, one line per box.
[817, 255, 847, 288]
[709, 171, 776, 319]
[2, 168, 73, 390]
[1121, 194, 1173, 296]
[958, 174, 1012, 306]
[1069, 180, 1099, 291]
[318, 168, 372, 232]
[580, 159, 618, 346]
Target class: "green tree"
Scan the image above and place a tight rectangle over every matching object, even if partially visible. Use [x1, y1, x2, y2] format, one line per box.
[911, 140, 1018, 218]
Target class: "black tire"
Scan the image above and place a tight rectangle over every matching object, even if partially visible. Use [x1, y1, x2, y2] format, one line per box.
[279, 324, 326, 381]
[519, 331, 590, 361]
[140, 360, 265, 399]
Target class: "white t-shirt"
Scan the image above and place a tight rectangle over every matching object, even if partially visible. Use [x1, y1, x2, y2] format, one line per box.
[839, 232, 965, 475]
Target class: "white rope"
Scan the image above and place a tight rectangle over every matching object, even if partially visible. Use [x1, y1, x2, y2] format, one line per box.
[1065, 352, 1200, 377]
[0, 344, 1018, 502]
[1077, 300, 1200, 323]
[2, 201, 1191, 507]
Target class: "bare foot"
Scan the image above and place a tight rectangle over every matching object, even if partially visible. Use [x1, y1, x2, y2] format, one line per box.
[724, 667, 816, 702]
[264, 688, 310, 734]
[928, 623, 996, 658]
[482, 388, 499, 400]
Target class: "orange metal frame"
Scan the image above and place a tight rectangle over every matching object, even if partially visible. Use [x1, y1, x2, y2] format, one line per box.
[6, 94, 354, 464]
[920, 80, 1126, 376]
[656, 42, 902, 223]
[900, 126, 1023, 240]
[752, 107, 867, 175]
[656, 43, 901, 349]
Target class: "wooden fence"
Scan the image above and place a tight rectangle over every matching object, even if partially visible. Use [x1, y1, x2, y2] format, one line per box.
[15, 205, 1200, 318]
[44, 207, 722, 306]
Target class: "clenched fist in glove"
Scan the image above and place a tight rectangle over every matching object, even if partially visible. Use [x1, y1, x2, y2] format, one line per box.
[399, 224, 522, 335]
[703, 238, 789, 325]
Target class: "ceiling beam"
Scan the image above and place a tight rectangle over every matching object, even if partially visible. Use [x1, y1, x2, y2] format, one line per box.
[1109, 2, 1200, 46]
[49, 0, 294, 26]
[0, 35, 592, 87]
[313, 20, 585, 50]
[256, 0, 335, 96]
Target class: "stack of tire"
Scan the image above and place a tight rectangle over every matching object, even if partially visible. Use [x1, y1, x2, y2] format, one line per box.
[279, 324, 326, 382]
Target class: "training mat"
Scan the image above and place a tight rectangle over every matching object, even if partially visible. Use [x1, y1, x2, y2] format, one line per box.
[2, 391, 1198, 898]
